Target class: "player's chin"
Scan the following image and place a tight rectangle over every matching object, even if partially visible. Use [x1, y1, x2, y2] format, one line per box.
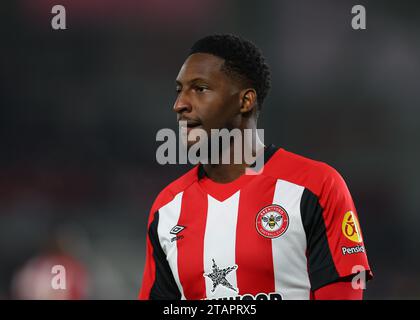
[185, 128, 208, 148]
[185, 139, 211, 163]
[179, 134, 199, 150]
[186, 138, 204, 150]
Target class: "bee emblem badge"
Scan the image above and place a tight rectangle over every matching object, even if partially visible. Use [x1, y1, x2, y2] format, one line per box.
[256, 204, 289, 239]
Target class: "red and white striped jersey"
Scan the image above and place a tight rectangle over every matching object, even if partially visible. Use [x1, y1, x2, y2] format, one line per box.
[139, 145, 373, 300]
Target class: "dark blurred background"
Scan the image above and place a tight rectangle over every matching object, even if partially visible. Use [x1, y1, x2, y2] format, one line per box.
[1, 0, 419, 299]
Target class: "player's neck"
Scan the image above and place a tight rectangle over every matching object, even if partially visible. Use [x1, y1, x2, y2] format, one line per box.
[202, 162, 247, 183]
[202, 132, 265, 183]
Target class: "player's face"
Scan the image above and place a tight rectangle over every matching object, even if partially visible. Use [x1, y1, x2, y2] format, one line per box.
[173, 53, 243, 148]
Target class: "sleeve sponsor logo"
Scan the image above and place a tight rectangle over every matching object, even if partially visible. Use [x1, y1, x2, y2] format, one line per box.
[342, 211, 363, 243]
[342, 245, 365, 255]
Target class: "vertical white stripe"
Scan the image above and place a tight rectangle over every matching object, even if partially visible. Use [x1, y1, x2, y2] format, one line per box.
[157, 191, 186, 299]
[203, 192, 240, 299]
[271, 179, 311, 299]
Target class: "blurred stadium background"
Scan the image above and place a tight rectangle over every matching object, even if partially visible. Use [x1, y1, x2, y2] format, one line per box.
[1, 0, 419, 299]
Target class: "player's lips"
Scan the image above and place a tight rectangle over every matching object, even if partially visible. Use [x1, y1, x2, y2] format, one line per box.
[178, 119, 202, 128]
[178, 119, 203, 136]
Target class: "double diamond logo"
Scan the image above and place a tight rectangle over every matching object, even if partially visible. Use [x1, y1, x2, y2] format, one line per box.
[170, 225, 185, 242]
[170, 225, 185, 235]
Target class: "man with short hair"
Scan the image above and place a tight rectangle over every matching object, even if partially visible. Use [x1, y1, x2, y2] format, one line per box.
[139, 34, 372, 300]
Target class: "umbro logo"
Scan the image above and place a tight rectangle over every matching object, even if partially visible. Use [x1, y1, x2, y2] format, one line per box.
[170, 225, 185, 235]
[170, 225, 185, 242]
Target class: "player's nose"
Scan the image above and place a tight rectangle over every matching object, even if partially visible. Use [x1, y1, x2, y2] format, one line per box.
[173, 92, 193, 115]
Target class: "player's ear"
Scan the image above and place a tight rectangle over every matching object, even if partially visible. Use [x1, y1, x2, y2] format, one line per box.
[239, 89, 257, 114]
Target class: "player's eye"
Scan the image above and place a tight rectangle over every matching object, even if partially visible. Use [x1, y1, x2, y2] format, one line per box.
[194, 85, 209, 93]
[175, 87, 182, 94]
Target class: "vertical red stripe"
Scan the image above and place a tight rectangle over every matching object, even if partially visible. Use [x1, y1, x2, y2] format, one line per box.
[235, 176, 277, 296]
[176, 185, 208, 299]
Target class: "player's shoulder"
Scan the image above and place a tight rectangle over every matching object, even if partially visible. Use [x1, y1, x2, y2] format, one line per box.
[150, 165, 199, 214]
[265, 147, 347, 196]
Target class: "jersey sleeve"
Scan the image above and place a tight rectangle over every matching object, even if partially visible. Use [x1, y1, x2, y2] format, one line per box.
[312, 280, 363, 300]
[138, 194, 182, 300]
[300, 165, 373, 291]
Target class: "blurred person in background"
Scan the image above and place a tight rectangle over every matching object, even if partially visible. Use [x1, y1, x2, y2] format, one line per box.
[11, 230, 89, 300]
